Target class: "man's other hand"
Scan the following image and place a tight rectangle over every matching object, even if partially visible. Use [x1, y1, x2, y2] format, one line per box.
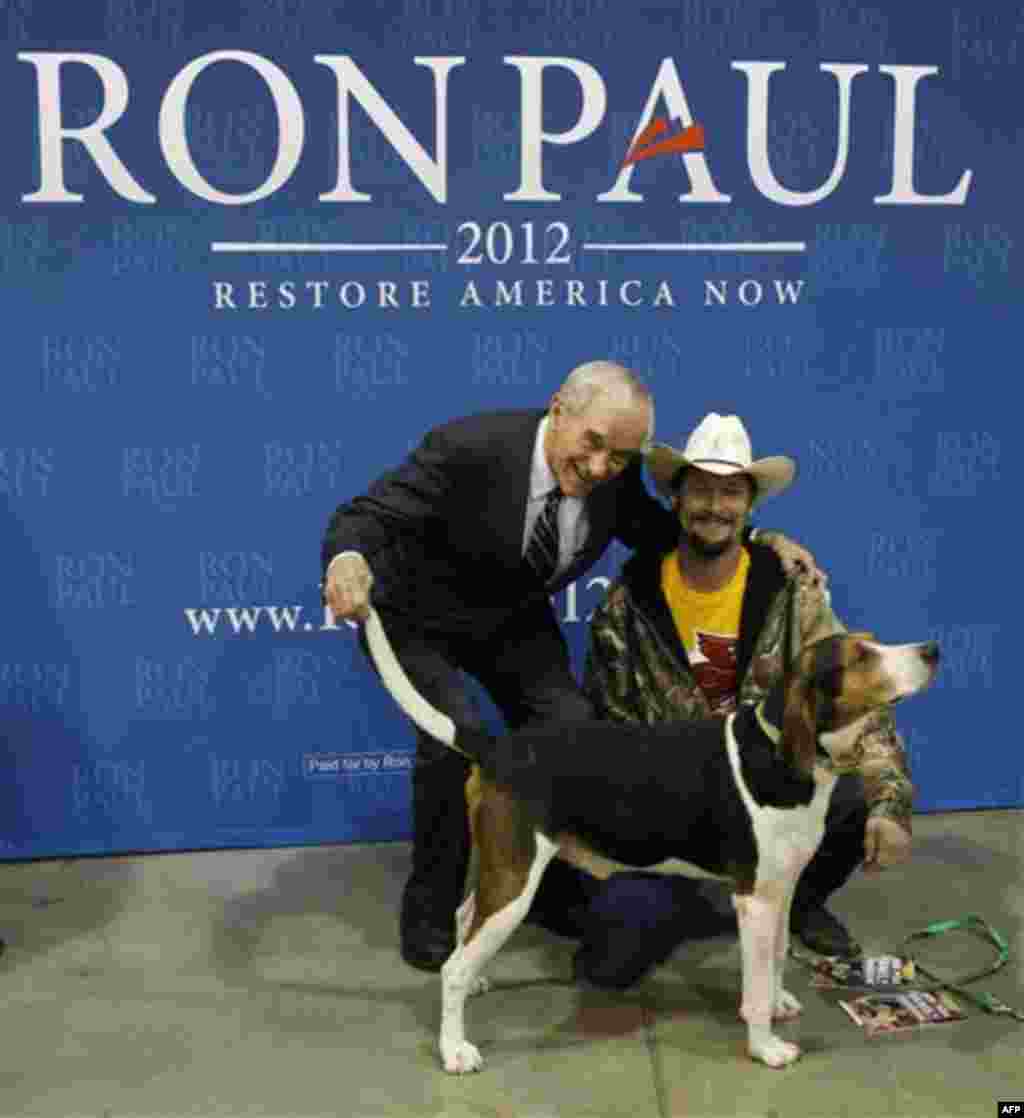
[862, 816, 911, 873]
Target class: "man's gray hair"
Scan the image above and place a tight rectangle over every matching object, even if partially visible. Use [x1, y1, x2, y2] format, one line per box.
[558, 360, 655, 449]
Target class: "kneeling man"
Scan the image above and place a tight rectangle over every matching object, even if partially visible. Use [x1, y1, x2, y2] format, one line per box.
[578, 412, 914, 987]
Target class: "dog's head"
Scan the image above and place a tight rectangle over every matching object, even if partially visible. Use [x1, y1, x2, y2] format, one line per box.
[775, 633, 939, 775]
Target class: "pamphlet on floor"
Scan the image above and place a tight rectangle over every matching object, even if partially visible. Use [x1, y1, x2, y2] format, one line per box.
[838, 990, 967, 1037]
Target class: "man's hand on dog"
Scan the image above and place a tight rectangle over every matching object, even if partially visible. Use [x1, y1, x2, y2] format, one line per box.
[755, 531, 828, 591]
[862, 816, 910, 873]
[325, 553, 374, 621]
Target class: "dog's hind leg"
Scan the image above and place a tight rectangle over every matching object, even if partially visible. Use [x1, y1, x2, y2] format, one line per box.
[454, 845, 491, 998]
[734, 889, 801, 1068]
[453, 892, 488, 998]
[440, 830, 559, 1074]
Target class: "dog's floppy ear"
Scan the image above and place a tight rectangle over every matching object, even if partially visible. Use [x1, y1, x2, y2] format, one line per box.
[781, 662, 819, 777]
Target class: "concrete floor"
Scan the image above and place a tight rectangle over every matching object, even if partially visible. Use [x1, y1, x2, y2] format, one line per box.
[0, 810, 1020, 1118]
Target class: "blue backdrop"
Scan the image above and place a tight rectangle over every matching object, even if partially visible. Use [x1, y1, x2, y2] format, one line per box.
[1, 0, 1019, 860]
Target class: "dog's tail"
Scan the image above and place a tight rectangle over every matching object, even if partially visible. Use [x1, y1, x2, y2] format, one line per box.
[363, 608, 474, 760]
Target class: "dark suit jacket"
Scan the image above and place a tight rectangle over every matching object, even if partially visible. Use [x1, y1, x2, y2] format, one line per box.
[321, 409, 678, 634]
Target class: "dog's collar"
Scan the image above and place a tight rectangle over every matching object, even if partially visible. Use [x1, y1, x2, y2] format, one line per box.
[753, 700, 781, 746]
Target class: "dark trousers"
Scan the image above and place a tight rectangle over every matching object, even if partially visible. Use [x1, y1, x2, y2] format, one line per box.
[360, 603, 594, 935]
[577, 773, 870, 988]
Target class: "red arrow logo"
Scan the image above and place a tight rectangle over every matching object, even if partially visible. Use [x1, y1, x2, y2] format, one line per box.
[621, 116, 705, 168]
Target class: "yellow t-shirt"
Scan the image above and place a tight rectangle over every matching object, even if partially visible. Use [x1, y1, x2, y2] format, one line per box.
[660, 549, 750, 714]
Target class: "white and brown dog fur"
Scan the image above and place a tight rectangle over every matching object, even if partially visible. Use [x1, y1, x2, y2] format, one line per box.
[363, 609, 939, 1073]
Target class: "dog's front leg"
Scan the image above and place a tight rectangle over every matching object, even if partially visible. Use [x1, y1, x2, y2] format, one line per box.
[771, 881, 802, 1023]
[734, 891, 801, 1068]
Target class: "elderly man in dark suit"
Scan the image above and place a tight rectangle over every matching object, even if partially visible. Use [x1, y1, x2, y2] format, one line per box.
[323, 361, 813, 970]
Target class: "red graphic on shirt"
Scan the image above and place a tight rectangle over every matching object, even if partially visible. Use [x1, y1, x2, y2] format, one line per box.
[691, 631, 739, 713]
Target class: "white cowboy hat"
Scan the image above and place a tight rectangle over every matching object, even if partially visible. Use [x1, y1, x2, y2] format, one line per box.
[646, 412, 796, 504]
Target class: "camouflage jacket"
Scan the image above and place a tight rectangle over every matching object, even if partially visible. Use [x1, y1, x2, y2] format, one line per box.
[583, 542, 914, 834]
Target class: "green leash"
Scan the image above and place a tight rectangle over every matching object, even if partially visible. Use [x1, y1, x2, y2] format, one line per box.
[898, 914, 1024, 1021]
[793, 914, 1024, 1022]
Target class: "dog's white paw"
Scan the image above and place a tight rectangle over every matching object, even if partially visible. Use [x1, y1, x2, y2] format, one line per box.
[773, 989, 802, 1020]
[467, 975, 491, 997]
[441, 1039, 484, 1075]
[749, 1034, 801, 1068]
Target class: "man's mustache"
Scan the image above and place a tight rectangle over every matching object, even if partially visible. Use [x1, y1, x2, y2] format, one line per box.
[692, 515, 735, 526]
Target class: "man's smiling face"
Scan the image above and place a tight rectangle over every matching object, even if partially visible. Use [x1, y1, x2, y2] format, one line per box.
[674, 467, 756, 558]
[544, 391, 650, 498]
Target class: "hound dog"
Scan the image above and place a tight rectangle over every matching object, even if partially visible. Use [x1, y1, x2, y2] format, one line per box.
[362, 609, 939, 1073]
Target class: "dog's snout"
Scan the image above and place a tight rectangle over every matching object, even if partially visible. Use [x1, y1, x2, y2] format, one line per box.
[920, 641, 940, 665]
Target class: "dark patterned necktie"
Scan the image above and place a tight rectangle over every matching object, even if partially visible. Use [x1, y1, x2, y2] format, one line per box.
[525, 487, 563, 585]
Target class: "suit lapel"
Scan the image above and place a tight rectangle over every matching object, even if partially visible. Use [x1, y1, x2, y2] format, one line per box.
[578, 473, 624, 567]
[487, 410, 545, 571]
[584, 479, 616, 546]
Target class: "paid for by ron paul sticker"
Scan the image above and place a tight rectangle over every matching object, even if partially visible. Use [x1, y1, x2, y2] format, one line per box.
[304, 751, 414, 778]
